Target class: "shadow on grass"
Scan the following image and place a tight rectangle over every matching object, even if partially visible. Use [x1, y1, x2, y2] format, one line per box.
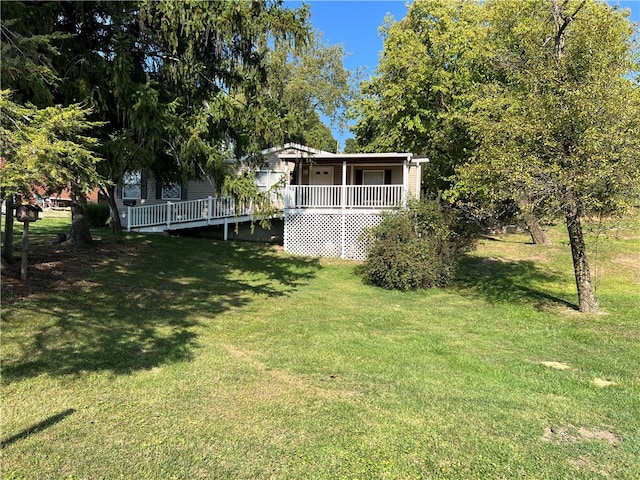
[1, 409, 76, 448]
[2, 235, 321, 383]
[455, 254, 576, 310]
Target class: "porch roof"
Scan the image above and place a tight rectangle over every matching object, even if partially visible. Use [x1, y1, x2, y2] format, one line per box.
[279, 152, 413, 164]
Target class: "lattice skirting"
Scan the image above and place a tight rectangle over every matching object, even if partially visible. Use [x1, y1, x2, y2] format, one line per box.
[284, 212, 383, 260]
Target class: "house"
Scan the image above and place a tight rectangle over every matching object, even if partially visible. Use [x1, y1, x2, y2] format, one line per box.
[118, 144, 427, 260]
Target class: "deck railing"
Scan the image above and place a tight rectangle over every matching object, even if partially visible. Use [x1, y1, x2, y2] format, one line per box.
[126, 186, 406, 231]
[126, 196, 252, 231]
[284, 185, 405, 209]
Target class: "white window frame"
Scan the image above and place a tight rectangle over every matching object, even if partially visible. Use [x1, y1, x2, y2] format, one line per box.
[363, 170, 385, 186]
[161, 182, 182, 200]
[122, 172, 141, 199]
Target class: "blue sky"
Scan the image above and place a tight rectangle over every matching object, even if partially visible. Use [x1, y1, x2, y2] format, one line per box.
[284, 0, 640, 148]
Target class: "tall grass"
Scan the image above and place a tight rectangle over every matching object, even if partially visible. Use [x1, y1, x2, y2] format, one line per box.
[1, 213, 638, 479]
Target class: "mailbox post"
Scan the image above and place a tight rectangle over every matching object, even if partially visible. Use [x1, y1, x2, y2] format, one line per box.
[14, 203, 43, 281]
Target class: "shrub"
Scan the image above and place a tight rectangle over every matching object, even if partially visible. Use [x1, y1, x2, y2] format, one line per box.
[360, 199, 478, 290]
[87, 202, 111, 228]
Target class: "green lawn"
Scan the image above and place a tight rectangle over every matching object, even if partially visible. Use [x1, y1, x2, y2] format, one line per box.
[2, 213, 639, 479]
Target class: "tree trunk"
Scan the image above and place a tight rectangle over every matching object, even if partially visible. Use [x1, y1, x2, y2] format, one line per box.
[21, 220, 29, 281]
[523, 212, 551, 245]
[70, 195, 93, 248]
[103, 184, 123, 240]
[2, 196, 15, 260]
[564, 192, 598, 313]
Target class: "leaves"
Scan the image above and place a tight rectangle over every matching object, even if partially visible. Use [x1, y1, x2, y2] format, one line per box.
[0, 90, 104, 198]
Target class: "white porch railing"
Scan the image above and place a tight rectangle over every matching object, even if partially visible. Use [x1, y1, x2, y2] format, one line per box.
[126, 196, 252, 231]
[284, 185, 405, 209]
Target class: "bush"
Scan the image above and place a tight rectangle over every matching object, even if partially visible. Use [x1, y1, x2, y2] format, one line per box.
[87, 202, 110, 228]
[360, 199, 478, 290]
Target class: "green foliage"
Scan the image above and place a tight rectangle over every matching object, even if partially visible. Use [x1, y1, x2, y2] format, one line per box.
[0, 90, 103, 199]
[350, 0, 485, 190]
[262, 29, 352, 151]
[361, 200, 477, 290]
[86, 202, 110, 228]
[353, 0, 639, 312]
[1, 1, 329, 235]
[453, 0, 640, 220]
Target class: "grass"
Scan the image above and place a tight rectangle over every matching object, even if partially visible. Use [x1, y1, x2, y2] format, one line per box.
[1, 212, 639, 479]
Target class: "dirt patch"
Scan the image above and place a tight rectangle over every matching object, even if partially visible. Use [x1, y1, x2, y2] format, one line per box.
[592, 378, 616, 388]
[1, 239, 137, 303]
[578, 427, 622, 446]
[540, 361, 572, 370]
[543, 425, 621, 446]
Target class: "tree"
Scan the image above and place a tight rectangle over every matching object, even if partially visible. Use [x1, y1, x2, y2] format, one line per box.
[1, 3, 107, 245]
[455, 0, 640, 312]
[261, 30, 353, 152]
[350, 1, 485, 192]
[350, 0, 552, 243]
[139, 0, 312, 167]
[2, 1, 317, 239]
[350, 0, 639, 311]
[1, 91, 103, 256]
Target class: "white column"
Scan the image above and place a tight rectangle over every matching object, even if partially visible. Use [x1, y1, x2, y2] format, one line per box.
[341, 161, 347, 209]
[341, 160, 347, 258]
[403, 157, 409, 207]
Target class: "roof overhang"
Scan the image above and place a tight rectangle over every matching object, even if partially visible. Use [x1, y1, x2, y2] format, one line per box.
[279, 152, 413, 164]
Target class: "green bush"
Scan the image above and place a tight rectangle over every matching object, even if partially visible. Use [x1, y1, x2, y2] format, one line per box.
[87, 202, 111, 228]
[361, 199, 478, 290]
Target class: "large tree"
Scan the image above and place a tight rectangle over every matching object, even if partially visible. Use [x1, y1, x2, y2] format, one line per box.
[351, 0, 639, 312]
[350, 1, 485, 192]
[261, 30, 352, 152]
[1, 91, 103, 255]
[455, 0, 640, 312]
[1, 7, 105, 250]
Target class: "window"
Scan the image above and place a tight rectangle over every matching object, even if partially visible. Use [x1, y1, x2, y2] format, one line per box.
[362, 170, 385, 185]
[122, 172, 141, 199]
[161, 182, 182, 200]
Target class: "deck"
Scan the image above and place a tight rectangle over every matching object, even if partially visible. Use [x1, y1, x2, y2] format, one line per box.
[125, 196, 254, 236]
[125, 185, 406, 234]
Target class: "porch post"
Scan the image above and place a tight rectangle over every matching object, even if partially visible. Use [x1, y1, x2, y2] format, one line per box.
[166, 202, 172, 229]
[127, 205, 132, 231]
[207, 196, 213, 224]
[403, 157, 409, 207]
[341, 160, 347, 258]
[341, 161, 347, 209]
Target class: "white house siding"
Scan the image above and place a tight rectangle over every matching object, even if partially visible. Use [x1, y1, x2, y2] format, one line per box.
[284, 211, 384, 260]
[408, 165, 418, 198]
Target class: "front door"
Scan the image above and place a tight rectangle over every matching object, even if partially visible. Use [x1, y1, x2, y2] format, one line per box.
[309, 166, 334, 185]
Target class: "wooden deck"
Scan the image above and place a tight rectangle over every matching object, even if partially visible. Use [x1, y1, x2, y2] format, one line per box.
[125, 186, 406, 237]
[125, 196, 254, 237]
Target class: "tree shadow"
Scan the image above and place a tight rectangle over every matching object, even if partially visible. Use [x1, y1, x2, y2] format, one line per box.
[455, 254, 576, 311]
[1, 236, 321, 383]
[1, 409, 76, 448]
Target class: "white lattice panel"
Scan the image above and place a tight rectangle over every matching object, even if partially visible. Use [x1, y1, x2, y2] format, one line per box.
[343, 214, 383, 260]
[284, 212, 383, 260]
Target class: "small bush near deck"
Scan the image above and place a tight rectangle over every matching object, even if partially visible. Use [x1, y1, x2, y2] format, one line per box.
[87, 202, 110, 228]
[361, 199, 478, 290]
